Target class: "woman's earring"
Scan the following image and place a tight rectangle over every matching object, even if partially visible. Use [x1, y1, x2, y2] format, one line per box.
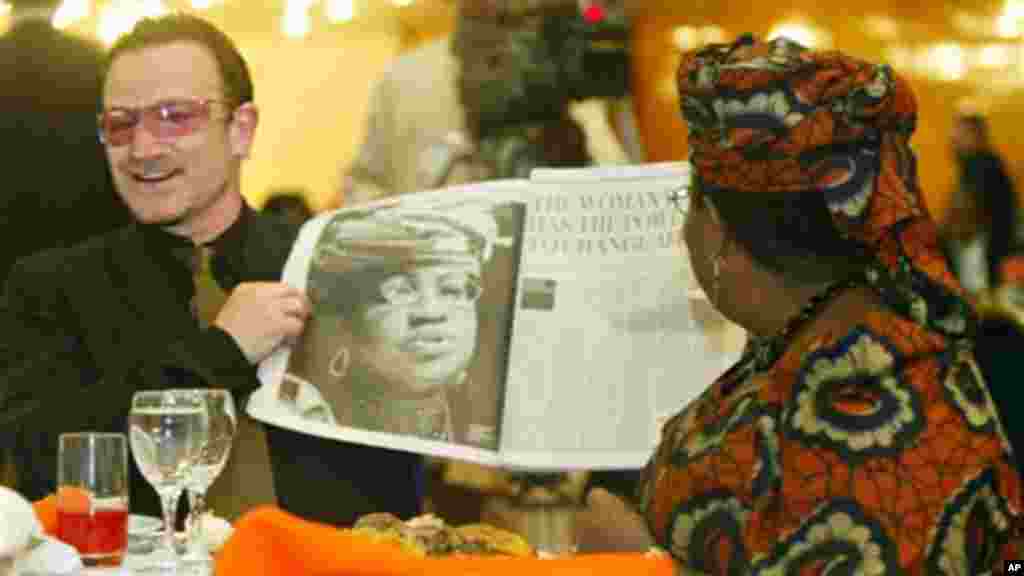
[329, 346, 350, 379]
[711, 252, 723, 302]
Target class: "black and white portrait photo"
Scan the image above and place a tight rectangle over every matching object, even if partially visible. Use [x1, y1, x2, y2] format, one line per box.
[277, 200, 523, 450]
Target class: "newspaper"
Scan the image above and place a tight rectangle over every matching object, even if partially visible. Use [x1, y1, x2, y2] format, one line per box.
[251, 162, 744, 470]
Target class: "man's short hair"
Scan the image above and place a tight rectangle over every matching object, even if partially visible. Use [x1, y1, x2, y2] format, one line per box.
[104, 13, 254, 108]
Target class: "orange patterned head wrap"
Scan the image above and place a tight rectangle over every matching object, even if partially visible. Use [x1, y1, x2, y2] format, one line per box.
[677, 34, 974, 339]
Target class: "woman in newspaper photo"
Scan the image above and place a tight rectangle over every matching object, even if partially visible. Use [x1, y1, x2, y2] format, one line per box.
[576, 36, 1024, 573]
[279, 204, 509, 450]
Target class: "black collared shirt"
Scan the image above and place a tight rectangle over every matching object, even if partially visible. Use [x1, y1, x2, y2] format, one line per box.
[135, 203, 263, 390]
[139, 201, 254, 301]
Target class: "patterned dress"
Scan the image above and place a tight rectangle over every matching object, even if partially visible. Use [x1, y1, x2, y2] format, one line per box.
[642, 35, 1024, 575]
[640, 306, 1022, 574]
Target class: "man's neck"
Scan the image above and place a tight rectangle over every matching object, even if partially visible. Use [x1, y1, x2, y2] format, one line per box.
[11, 7, 57, 26]
[165, 188, 245, 246]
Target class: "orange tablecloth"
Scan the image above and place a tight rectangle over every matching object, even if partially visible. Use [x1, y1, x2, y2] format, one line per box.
[215, 506, 675, 576]
[33, 496, 675, 576]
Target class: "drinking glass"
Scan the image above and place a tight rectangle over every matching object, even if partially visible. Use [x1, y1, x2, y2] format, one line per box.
[182, 389, 236, 567]
[56, 433, 129, 567]
[128, 390, 208, 572]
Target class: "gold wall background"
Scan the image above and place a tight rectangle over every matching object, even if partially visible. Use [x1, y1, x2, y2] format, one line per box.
[631, 2, 1024, 225]
[229, 2, 453, 210]
[12, 0, 1023, 222]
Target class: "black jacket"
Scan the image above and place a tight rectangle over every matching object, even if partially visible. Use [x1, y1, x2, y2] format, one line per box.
[0, 207, 421, 524]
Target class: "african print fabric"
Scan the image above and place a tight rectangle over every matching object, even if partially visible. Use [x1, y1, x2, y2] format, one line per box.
[640, 35, 1024, 574]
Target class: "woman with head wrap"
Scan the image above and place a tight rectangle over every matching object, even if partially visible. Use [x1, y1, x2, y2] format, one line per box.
[579, 36, 1024, 573]
[281, 205, 501, 448]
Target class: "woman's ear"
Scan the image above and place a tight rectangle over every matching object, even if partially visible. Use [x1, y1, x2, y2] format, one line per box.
[703, 194, 733, 259]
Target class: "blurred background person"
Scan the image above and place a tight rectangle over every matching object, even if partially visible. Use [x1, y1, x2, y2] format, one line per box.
[942, 113, 1018, 296]
[339, 0, 639, 206]
[0, 0, 131, 283]
[0, 0, 131, 490]
[262, 187, 315, 228]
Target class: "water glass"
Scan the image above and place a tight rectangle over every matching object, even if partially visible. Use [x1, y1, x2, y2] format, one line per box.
[183, 389, 236, 566]
[129, 390, 207, 572]
[56, 433, 129, 567]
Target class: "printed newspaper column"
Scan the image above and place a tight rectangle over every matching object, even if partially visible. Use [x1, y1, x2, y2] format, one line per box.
[497, 162, 743, 469]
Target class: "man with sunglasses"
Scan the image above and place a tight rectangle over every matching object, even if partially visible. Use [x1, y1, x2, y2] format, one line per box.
[0, 13, 423, 526]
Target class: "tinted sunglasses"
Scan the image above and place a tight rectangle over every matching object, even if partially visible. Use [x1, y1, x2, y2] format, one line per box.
[97, 98, 234, 147]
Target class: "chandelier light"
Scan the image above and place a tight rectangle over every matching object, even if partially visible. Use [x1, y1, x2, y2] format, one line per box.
[98, 0, 167, 46]
[52, 0, 90, 30]
[767, 18, 833, 49]
[325, 0, 354, 23]
[282, 0, 315, 39]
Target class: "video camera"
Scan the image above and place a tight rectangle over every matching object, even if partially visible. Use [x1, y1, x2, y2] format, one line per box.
[460, 7, 631, 143]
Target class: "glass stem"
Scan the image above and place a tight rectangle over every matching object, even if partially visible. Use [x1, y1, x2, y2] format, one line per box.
[189, 489, 207, 553]
[160, 489, 182, 559]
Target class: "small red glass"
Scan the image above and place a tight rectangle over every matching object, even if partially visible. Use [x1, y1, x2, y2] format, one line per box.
[57, 433, 129, 567]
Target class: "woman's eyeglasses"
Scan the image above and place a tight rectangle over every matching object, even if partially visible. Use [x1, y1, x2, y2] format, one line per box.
[667, 184, 689, 216]
[97, 98, 233, 147]
[375, 273, 483, 309]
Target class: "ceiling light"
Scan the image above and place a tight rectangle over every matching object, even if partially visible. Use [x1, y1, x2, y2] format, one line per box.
[767, 19, 831, 49]
[997, 12, 1020, 38]
[978, 44, 1012, 69]
[672, 26, 697, 51]
[326, 0, 354, 23]
[52, 0, 90, 30]
[930, 43, 966, 82]
[1006, 0, 1024, 20]
[97, 0, 167, 46]
[672, 25, 726, 52]
[283, 0, 315, 39]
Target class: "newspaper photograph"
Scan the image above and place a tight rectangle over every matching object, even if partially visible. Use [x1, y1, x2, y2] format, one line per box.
[251, 165, 744, 469]
[253, 181, 529, 465]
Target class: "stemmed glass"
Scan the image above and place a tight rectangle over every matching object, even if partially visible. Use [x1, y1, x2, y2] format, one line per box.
[128, 390, 208, 572]
[182, 389, 237, 568]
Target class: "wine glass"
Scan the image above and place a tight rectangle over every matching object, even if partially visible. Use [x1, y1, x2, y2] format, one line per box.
[128, 390, 208, 572]
[182, 389, 236, 567]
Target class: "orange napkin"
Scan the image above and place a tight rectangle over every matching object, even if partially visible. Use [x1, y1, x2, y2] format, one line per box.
[1003, 256, 1024, 284]
[215, 506, 675, 576]
[32, 494, 58, 536]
